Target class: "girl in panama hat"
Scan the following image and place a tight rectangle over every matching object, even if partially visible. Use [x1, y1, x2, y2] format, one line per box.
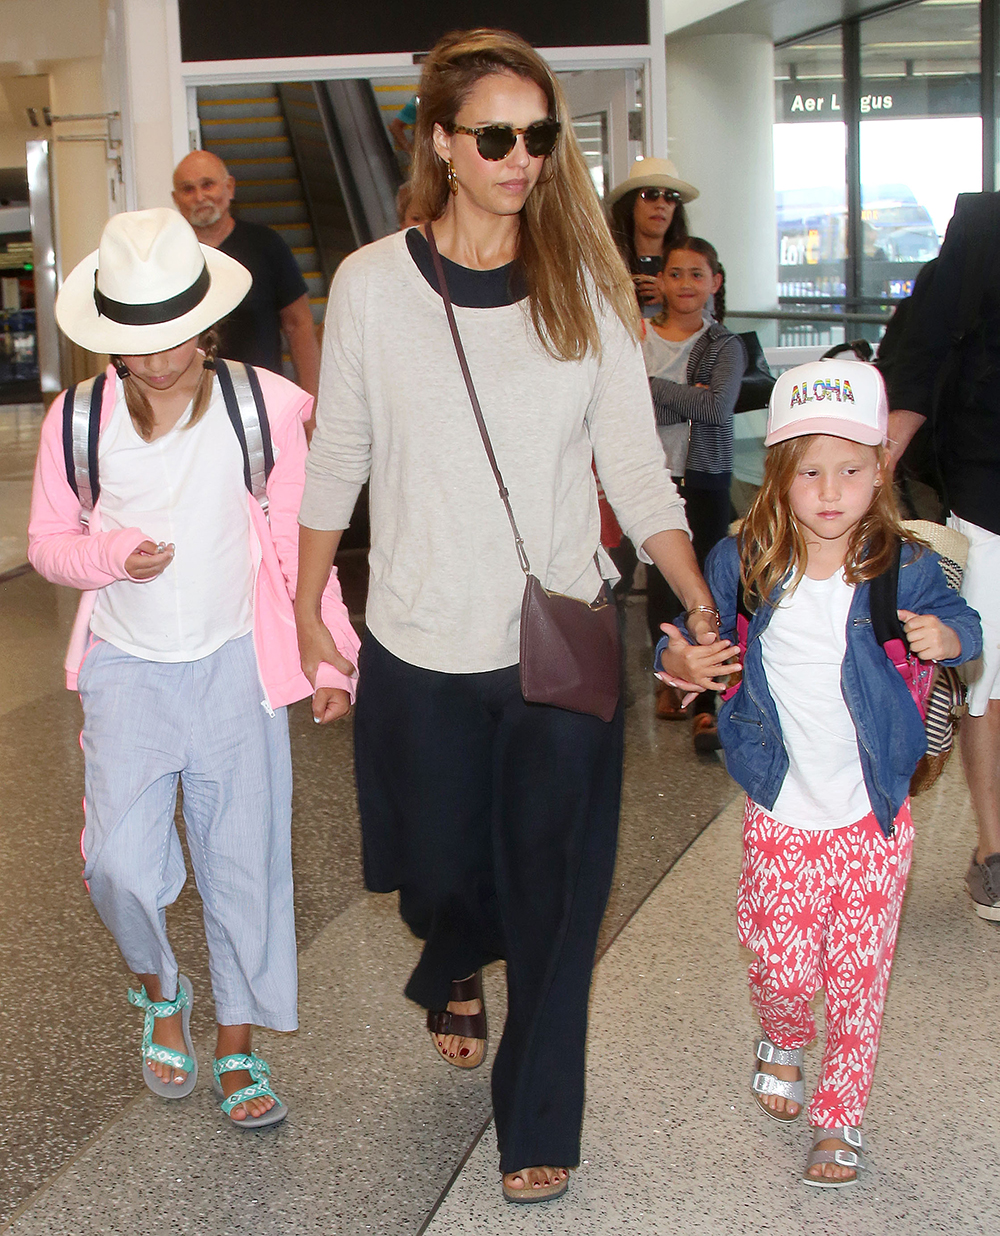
[29, 207, 359, 1128]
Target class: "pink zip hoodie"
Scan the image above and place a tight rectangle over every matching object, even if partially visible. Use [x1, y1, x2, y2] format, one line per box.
[28, 364, 359, 709]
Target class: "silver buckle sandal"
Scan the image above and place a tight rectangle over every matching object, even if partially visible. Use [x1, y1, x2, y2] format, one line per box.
[802, 1125, 868, 1189]
[751, 1036, 804, 1122]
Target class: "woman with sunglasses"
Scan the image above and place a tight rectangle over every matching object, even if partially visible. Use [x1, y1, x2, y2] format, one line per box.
[608, 159, 699, 316]
[296, 28, 736, 1205]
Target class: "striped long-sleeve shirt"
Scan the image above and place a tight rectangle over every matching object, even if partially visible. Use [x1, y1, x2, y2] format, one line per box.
[650, 324, 745, 488]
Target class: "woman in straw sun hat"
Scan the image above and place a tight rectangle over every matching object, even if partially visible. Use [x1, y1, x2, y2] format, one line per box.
[608, 157, 699, 316]
[29, 207, 359, 1128]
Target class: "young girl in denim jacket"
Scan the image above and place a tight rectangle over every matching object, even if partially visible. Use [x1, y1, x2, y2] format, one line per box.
[28, 209, 359, 1128]
[657, 359, 981, 1187]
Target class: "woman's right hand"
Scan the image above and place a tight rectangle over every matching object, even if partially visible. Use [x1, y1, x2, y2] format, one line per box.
[125, 539, 174, 580]
[296, 615, 356, 689]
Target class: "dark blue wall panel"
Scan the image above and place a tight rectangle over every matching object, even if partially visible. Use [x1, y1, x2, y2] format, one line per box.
[180, 2, 649, 62]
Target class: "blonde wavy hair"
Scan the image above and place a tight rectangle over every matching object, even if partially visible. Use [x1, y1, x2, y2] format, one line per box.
[738, 435, 917, 609]
[408, 28, 641, 361]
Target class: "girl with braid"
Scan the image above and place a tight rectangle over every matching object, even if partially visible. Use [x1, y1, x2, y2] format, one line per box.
[645, 238, 745, 750]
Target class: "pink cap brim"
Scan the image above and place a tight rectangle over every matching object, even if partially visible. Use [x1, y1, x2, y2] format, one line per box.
[764, 416, 886, 448]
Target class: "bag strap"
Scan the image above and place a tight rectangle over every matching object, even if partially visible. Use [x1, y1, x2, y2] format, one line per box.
[869, 538, 908, 651]
[62, 373, 106, 525]
[61, 363, 274, 522]
[215, 358, 275, 515]
[426, 224, 531, 576]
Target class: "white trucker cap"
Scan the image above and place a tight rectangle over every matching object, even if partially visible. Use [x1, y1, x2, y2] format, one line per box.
[765, 359, 888, 447]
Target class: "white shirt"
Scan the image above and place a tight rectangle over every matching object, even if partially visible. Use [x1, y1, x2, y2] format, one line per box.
[90, 385, 255, 662]
[760, 571, 872, 830]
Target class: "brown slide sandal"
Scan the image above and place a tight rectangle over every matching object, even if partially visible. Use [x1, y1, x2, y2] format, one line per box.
[426, 971, 487, 1069]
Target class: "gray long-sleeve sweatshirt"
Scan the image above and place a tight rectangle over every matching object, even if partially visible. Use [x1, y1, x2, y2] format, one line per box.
[300, 229, 688, 674]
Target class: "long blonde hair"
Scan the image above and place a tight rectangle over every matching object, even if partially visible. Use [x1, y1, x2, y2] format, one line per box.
[408, 28, 641, 360]
[112, 329, 218, 441]
[738, 435, 915, 609]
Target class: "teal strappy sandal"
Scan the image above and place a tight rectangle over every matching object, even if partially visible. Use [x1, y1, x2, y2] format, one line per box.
[127, 973, 198, 1099]
[213, 1052, 288, 1129]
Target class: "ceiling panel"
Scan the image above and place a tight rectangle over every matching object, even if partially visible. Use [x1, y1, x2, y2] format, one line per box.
[667, 0, 943, 45]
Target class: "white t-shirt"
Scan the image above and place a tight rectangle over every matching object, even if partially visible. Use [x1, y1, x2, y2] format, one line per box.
[641, 321, 708, 478]
[90, 385, 255, 662]
[760, 571, 872, 830]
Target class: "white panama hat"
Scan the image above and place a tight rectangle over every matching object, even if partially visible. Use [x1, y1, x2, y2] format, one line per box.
[606, 158, 700, 207]
[55, 207, 252, 356]
[765, 359, 888, 448]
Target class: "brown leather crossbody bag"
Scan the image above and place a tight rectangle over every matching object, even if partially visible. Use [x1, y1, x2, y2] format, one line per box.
[426, 225, 621, 723]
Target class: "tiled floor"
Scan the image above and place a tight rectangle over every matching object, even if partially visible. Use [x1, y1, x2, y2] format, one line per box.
[1, 443, 993, 1232]
[426, 759, 997, 1236]
[0, 569, 736, 1233]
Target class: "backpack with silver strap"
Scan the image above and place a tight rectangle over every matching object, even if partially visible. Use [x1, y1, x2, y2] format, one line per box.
[62, 359, 274, 522]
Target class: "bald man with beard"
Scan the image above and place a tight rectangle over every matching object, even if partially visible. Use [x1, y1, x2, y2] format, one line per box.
[172, 150, 320, 398]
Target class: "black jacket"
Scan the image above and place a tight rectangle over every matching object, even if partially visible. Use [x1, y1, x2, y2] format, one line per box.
[888, 191, 1000, 534]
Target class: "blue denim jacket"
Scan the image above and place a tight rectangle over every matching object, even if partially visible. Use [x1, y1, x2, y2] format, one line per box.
[655, 536, 983, 838]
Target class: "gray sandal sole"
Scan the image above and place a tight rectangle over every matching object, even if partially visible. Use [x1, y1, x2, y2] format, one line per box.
[141, 973, 198, 1100]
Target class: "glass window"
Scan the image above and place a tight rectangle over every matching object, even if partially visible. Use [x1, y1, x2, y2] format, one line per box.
[572, 113, 610, 199]
[773, 28, 846, 343]
[859, 0, 981, 304]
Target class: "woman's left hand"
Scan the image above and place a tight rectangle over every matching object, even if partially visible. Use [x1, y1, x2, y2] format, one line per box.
[657, 622, 741, 703]
[685, 608, 721, 645]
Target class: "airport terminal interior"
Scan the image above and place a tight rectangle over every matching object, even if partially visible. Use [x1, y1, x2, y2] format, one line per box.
[0, 0, 998, 1232]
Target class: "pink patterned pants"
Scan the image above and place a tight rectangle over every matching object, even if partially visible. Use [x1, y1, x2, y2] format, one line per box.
[736, 797, 914, 1127]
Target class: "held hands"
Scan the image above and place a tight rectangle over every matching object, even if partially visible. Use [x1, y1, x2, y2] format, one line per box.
[312, 687, 351, 725]
[656, 621, 741, 707]
[897, 610, 961, 662]
[125, 539, 174, 581]
[297, 615, 357, 724]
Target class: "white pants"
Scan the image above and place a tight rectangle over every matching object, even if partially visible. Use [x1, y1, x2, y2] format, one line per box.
[949, 515, 1000, 717]
[78, 633, 297, 1030]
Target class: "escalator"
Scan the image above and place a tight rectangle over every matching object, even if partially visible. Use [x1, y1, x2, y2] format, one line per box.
[197, 78, 405, 316]
[197, 78, 407, 555]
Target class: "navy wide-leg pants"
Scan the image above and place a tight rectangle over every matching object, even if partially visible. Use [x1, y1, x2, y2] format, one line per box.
[354, 634, 623, 1174]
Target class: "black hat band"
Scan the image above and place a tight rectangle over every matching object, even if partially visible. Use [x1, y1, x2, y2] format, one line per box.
[93, 263, 210, 326]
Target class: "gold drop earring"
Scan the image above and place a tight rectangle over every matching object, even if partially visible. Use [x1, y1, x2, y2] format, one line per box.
[447, 160, 459, 195]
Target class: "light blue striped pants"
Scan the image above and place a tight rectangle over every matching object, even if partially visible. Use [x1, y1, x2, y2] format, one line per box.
[77, 633, 297, 1031]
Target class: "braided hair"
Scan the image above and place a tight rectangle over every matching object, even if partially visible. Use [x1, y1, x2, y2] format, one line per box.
[112, 328, 219, 441]
[655, 237, 726, 325]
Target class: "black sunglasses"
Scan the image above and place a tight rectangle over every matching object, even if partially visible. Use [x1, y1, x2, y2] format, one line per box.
[450, 119, 561, 161]
[639, 187, 682, 204]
